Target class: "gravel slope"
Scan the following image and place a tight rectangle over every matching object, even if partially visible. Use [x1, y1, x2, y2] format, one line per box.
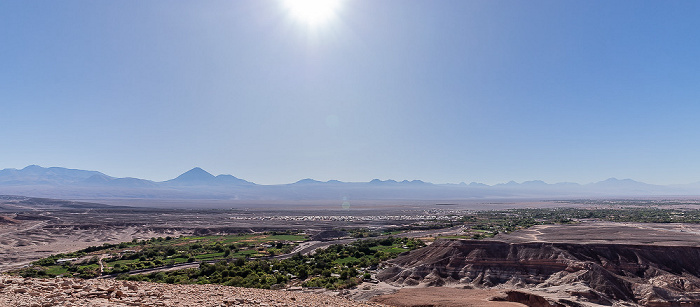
[0, 275, 388, 307]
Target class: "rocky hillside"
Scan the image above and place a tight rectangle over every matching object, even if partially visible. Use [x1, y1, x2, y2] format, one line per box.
[0, 275, 387, 307]
[377, 239, 700, 306]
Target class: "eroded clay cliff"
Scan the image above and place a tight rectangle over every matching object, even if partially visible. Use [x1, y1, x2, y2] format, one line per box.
[377, 239, 700, 306]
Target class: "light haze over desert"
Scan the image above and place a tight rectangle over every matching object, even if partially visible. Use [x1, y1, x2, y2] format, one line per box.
[2, 1, 700, 307]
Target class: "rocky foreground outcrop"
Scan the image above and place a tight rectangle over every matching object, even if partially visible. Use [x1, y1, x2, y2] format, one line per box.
[0, 275, 387, 307]
[377, 239, 700, 306]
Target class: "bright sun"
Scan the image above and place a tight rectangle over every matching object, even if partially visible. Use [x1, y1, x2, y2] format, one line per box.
[283, 0, 342, 26]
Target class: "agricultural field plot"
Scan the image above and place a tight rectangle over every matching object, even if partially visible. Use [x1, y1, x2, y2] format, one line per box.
[13, 232, 308, 279]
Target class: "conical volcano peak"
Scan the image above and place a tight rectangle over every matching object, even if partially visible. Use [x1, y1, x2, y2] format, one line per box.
[169, 167, 216, 183]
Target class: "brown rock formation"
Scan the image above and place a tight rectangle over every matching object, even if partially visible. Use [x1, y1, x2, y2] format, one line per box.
[377, 239, 700, 306]
[0, 275, 388, 307]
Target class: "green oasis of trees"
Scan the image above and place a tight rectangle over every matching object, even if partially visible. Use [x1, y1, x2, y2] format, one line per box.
[120, 237, 424, 290]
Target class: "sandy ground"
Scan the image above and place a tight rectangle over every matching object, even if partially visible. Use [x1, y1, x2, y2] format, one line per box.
[344, 279, 528, 307]
[369, 287, 526, 307]
[496, 221, 700, 246]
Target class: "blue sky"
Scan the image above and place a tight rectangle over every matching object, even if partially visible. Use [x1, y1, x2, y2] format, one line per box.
[2, 1, 700, 185]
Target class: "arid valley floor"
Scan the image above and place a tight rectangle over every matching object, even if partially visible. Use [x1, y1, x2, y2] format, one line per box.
[3, 196, 700, 306]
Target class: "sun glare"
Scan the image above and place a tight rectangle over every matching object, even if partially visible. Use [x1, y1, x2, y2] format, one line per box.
[283, 0, 342, 26]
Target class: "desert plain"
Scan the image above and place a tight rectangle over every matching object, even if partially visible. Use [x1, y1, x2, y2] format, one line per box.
[4, 196, 700, 306]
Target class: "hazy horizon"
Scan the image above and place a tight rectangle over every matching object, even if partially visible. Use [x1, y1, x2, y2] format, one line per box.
[3, 164, 699, 187]
[3, 1, 700, 186]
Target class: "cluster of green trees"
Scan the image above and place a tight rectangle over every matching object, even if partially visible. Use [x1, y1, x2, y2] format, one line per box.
[18, 257, 102, 279]
[123, 258, 291, 289]
[299, 237, 423, 289]
[105, 241, 233, 274]
[15, 233, 302, 279]
[103, 236, 298, 275]
[120, 237, 424, 290]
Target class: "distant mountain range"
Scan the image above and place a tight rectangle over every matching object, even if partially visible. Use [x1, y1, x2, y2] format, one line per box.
[0, 165, 698, 201]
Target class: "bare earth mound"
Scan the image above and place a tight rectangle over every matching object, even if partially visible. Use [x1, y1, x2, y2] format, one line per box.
[0, 275, 387, 307]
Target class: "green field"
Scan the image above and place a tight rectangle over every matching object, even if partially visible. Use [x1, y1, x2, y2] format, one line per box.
[118, 236, 426, 290]
[15, 232, 308, 279]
